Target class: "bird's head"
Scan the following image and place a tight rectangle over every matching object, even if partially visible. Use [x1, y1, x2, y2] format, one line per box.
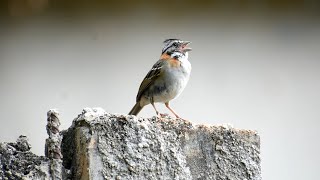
[161, 39, 192, 55]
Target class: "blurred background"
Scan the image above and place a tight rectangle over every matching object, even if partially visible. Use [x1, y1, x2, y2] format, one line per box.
[1, 0, 320, 179]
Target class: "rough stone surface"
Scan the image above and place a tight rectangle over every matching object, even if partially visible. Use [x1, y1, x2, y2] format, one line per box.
[61, 108, 261, 180]
[0, 136, 50, 180]
[45, 109, 65, 180]
[0, 108, 261, 179]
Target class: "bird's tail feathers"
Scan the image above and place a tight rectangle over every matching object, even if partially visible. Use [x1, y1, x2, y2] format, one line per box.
[128, 102, 143, 116]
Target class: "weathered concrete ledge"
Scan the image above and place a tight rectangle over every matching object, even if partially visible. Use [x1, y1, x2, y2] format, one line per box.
[61, 108, 261, 180]
[0, 136, 50, 179]
[0, 108, 261, 179]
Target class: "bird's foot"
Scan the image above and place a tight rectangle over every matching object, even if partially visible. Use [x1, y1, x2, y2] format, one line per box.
[155, 113, 170, 119]
[160, 113, 169, 118]
[156, 113, 165, 118]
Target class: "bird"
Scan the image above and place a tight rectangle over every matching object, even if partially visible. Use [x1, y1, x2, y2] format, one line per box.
[128, 39, 192, 118]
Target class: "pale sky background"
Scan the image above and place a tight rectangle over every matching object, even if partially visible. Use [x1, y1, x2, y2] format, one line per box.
[1, 1, 320, 179]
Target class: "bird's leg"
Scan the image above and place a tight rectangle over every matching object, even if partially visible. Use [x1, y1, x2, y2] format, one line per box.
[165, 102, 180, 118]
[151, 102, 160, 116]
[150, 98, 161, 118]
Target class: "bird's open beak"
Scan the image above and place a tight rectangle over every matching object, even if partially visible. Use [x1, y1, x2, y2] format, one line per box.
[181, 41, 192, 52]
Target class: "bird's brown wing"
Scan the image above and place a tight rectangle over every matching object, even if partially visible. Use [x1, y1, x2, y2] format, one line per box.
[136, 60, 164, 102]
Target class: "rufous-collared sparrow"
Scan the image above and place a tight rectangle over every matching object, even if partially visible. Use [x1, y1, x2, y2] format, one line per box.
[129, 39, 192, 118]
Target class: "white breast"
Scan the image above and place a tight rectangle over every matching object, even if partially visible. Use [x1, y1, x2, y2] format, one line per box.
[159, 52, 191, 101]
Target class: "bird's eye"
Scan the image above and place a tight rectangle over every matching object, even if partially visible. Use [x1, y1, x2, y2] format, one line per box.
[173, 42, 178, 47]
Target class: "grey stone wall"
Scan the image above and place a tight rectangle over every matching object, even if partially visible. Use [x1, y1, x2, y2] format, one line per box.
[61, 108, 261, 180]
[0, 108, 261, 180]
[0, 135, 50, 180]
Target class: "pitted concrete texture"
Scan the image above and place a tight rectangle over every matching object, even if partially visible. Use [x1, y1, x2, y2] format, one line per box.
[61, 108, 261, 180]
[0, 136, 50, 180]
